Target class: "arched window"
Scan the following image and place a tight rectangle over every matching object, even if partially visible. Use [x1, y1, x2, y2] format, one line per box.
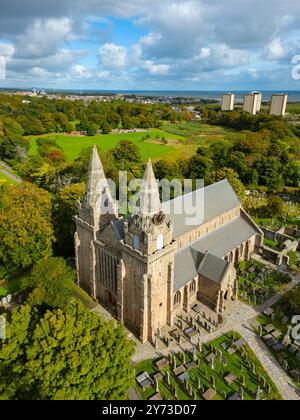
[190, 279, 196, 293]
[133, 235, 140, 250]
[174, 291, 181, 306]
[157, 234, 164, 250]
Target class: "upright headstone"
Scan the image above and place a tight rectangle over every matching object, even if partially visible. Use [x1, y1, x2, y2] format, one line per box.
[239, 387, 244, 400]
[155, 378, 159, 393]
[255, 386, 261, 401]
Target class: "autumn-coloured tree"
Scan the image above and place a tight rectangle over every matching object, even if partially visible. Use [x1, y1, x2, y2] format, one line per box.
[0, 183, 54, 271]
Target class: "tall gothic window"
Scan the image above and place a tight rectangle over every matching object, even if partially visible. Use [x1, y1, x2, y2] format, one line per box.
[174, 291, 181, 306]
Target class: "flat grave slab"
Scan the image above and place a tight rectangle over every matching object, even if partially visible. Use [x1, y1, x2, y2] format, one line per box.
[264, 308, 274, 317]
[156, 358, 169, 370]
[185, 361, 197, 371]
[233, 338, 245, 348]
[271, 330, 282, 339]
[227, 347, 236, 355]
[149, 393, 163, 400]
[178, 371, 189, 383]
[205, 352, 215, 363]
[140, 378, 153, 390]
[224, 373, 237, 386]
[173, 365, 186, 376]
[153, 372, 163, 382]
[221, 341, 229, 350]
[136, 372, 149, 384]
[264, 325, 275, 334]
[229, 393, 242, 401]
[203, 388, 216, 401]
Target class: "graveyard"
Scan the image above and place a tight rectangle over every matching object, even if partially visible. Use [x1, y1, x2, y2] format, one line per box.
[133, 332, 281, 401]
[254, 299, 300, 391]
[237, 260, 292, 306]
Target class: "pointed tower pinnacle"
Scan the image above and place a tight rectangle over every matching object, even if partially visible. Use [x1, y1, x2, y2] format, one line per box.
[140, 159, 161, 216]
[81, 145, 117, 224]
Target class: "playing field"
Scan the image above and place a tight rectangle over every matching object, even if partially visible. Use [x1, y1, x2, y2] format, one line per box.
[27, 123, 231, 162]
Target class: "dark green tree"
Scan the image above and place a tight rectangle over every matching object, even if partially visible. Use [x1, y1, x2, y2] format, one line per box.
[0, 301, 135, 400]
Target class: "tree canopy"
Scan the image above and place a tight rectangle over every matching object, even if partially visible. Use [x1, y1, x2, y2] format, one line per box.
[0, 301, 135, 400]
[0, 183, 54, 271]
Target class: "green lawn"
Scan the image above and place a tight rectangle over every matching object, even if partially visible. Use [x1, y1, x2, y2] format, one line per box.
[134, 331, 281, 400]
[27, 129, 185, 162]
[0, 171, 16, 185]
[26, 122, 231, 163]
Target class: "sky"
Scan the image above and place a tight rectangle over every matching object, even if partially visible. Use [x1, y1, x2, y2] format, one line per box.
[0, 0, 300, 91]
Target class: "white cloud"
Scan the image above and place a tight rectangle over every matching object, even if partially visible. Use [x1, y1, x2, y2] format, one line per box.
[16, 18, 73, 59]
[99, 43, 127, 69]
[0, 43, 15, 58]
[265, 37, 286, 60]
[71, 64, 91, 79]
[142, 60, 170, 75]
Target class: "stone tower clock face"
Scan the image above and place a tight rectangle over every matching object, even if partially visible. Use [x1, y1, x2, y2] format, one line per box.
[152, 211, 165, 226]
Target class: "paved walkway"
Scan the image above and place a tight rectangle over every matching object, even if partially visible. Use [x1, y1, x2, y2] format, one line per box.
[0, 161, 21, 184]
[236, 325, 300, 401]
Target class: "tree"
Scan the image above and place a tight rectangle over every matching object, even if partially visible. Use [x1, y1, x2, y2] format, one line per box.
[186, 155, 212, 181]
[52, 183, 85, 258]
[209, 167, 245, 199]
[266, 195, 285, 218]
[283, 285, 300, 314]
[21, 257, 75, 308]
[0, 117, 27, 160]
[86, 123, 98, 137]
[0, 301, 135, 400]
[101, 121, 112, 134]
[111, 141, 141, 171]
[0, 183, 54, 271]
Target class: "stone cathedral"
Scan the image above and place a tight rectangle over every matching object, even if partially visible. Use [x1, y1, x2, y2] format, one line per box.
[75, 146, 263, 343]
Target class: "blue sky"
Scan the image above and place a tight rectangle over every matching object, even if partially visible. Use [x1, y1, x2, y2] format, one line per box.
[0, 0, 299, 90]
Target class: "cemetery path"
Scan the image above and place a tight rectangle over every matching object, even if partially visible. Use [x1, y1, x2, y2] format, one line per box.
[236, 325, 300, 401]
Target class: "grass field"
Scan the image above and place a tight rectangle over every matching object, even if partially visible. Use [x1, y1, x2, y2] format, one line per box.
[27, 122, 231, 162]
[0, 171, 16, 185]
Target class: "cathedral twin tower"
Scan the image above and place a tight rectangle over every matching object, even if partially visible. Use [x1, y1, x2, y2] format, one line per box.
[75, 146, 176, 343]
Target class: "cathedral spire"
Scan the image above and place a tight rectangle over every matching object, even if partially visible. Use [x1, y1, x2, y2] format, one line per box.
[81, 145, 118, 225]
[85, 145, 107, 208]
[140, 159, 161, 216]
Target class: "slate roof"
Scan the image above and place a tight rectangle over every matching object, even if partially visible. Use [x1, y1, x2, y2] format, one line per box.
[174, 247, 229, 291]
[162, 179, 241, 238]
[191, 215, 260, 258]
[112, 179, 241, 241]
[173, 215, 260, 291]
